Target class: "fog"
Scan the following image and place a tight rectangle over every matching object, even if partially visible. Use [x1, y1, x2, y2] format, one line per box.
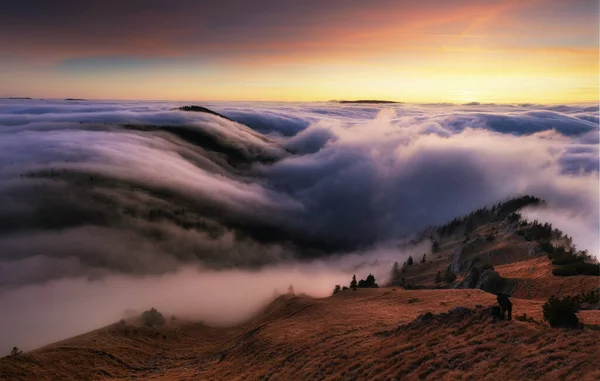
[0, 99, 598, 352]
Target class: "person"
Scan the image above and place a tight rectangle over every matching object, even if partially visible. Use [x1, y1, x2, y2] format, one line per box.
[496, 292, 512, 321]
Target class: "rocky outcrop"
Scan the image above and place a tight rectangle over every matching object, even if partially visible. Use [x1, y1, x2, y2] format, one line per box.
[455, 267, 510, 294]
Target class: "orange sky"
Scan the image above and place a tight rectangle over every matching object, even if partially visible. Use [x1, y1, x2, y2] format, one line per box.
[0, 0, 598, 103]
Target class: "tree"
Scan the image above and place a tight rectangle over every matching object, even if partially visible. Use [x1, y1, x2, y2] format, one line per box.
[391, 261, 401, 281]
[332, 285, 341, 295]
[432, 241, 439, 252]
[350, 274, 357, 291]
[407, 255, 414, 265]
[9, 347, 22, 357]
[421, 254, 426, 264]
[141, 308, 165, 327]
[434, 271, 442, 283]
[287, 284, 295, 295]
[444, 265, 456, 283]
[358, 274, 379, 288]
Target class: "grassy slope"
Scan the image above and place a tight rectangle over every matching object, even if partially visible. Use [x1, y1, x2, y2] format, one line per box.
[2, 288, 599, 381]
[495, 257, 600, 301]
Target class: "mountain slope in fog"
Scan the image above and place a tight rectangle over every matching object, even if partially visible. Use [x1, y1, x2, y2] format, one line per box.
[1, 289, 599, 381]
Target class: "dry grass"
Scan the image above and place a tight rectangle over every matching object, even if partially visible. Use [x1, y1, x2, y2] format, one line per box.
[2, 288, 599, 381]
[495, 257, 600, 300]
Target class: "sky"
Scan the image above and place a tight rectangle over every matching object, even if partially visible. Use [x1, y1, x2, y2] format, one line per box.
[0, 0, 599, 103]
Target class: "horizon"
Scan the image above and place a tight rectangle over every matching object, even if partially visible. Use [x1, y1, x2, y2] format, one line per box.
[1, 0, 598, 103]
[2, 97, 599, 106]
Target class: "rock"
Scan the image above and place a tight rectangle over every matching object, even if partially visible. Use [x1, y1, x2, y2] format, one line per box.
[527, 244, 541, 257]
[451, 246, 463, 274]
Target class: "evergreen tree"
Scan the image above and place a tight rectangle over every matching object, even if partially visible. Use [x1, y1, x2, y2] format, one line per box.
[407, 255, 414, 265]
[432, 241, 439, 252]
[288, 284, 295, 295]
[444, 265, 456, 283]
[421, 253, 426, 263]
[350, 274, 357, 290]
[391, 261, 401, 281]
[358, 274, 379, 288]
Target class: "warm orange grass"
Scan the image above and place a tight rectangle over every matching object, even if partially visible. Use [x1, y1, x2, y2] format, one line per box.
[495, 257, 600, 300]
[1, 288, 599, 381]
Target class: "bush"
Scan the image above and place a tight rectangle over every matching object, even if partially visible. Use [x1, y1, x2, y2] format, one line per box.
[141, 308, 166, 327]
[9, 347, 22, 357]
[575, 289, 600, 304]
[552, 262, 599, 276]
[542, 296, 581, 329]
[357, 274, 379, 288]
[332, 285, 341, 295]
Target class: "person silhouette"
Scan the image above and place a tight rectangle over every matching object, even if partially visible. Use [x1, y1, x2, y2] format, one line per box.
[496, 292, 512, 321]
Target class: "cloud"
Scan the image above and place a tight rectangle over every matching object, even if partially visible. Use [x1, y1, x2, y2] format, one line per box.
[0, 99, 597, 280]
[0, 98, 598, 352]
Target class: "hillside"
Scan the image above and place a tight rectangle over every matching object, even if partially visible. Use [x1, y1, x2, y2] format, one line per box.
[2, 288, 600, 381]
[394, 196, 598, 299]
[1, 196, 598, 380]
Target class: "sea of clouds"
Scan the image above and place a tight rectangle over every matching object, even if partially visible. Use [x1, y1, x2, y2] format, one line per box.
[0, 98, 597, 351]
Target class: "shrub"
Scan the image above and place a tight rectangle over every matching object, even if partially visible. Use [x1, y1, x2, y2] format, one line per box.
[332, 285, 341, 295]
[119, 319, 126, 325]
[141, 308, 166, 327]
[542, 296, 581, 329]
[575, 289, 600, 304]
[9, 347, 22, 357]
[552, 262, 599, 276]
[357, 274, 379, 288]
[350, 274, 357, 290]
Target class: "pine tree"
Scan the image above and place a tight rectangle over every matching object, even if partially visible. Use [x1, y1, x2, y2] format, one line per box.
[444, 265, 456, 283]
[407, 255, 414, 265]
[432, 241, 439, 252]
[421, 253, 426, 263]
[350, 274, 357, 290]
[332, 285, 341, 295]
[435, 270, 442, 283]
[288, 284, 295, 295]
[391, 261, 401, 281]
